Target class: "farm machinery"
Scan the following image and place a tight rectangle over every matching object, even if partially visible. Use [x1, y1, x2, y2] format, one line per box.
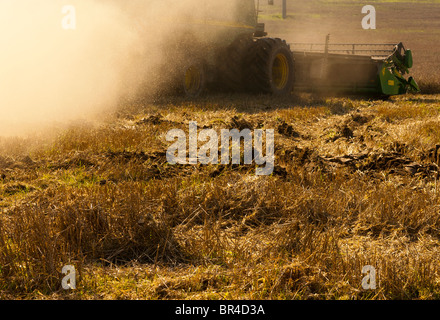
[162, 0, 419, 97]
[291, 36, 420, 96]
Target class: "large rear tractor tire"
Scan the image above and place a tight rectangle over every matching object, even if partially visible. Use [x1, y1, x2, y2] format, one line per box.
[244, 38, 295, 96]
[215, 34, 253, 92]
[182, 62, 207, 97]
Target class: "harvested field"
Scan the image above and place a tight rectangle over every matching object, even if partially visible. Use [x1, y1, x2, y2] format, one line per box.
[1, 93, 440, 300]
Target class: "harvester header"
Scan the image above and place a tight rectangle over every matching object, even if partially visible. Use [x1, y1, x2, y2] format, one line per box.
[291, 36, 420, 96]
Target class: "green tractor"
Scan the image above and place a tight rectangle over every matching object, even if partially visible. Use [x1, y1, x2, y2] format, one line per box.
[161, 0, 294, 97]
[161, 0, 418, 97]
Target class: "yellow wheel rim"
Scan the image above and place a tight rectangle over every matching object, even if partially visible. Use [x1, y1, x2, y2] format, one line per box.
[272, 53, 289, 90]
[184, 66, 201, 95]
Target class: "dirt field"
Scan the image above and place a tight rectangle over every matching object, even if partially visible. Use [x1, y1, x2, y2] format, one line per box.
[1, 0, 440, 300]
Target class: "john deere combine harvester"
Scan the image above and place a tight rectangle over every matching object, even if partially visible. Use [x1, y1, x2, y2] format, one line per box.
[166, 0, 419, 97]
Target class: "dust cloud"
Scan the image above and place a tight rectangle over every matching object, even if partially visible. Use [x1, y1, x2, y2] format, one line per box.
[0, 0, 241, 136]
